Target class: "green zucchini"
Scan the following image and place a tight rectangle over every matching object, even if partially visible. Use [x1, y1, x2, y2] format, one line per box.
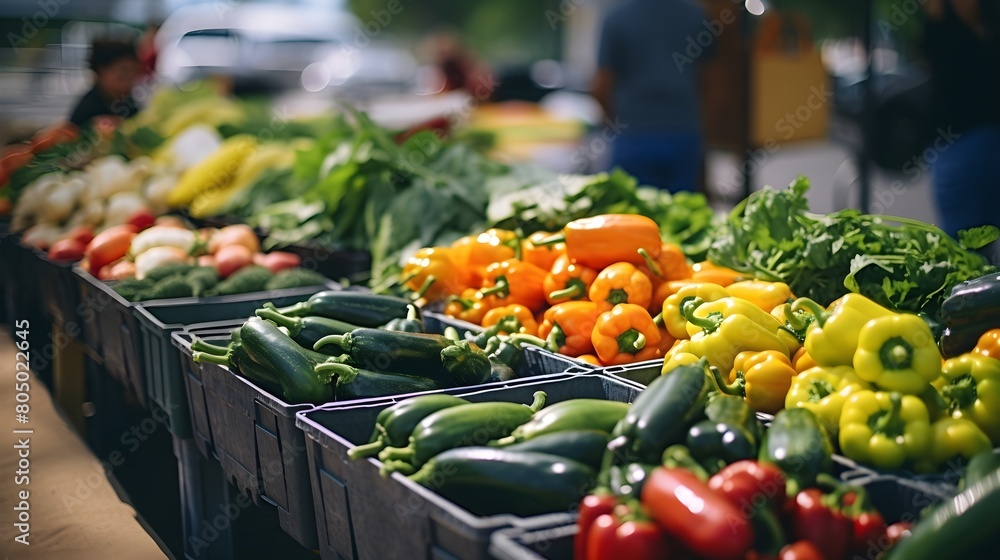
[349, 394, 469, 460]
[495, 399, 631, 446]
[382, 304, 424, 332]
[439, 341, 493, 386]
[240, 318, 340, 404]
[961, 449, 1000, 491]
[313, 362, 440, 401]
[488, 359, 518, 382]
[408, 447, 595, 517]
[503, 430, 609, 471]
[255, 305, 358, 351]
[606, 360, 711, 467]
[378, 391, 547, 475]
[233, 347, 284, 396]
[274, 291, 411, 327]
[887, 466, 1000, 560]
[686, 393, 762, 472]
[758, 407, 832, 495]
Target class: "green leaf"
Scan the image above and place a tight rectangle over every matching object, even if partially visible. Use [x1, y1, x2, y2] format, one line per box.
[958, 226, 1000, 250]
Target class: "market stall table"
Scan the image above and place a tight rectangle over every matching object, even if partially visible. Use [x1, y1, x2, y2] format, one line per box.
[0, 327, 169, 559]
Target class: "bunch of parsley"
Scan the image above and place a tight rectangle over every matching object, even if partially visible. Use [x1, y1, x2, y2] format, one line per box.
[708, 176, 998, 316]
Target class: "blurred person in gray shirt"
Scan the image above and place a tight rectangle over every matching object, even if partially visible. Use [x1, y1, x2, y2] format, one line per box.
[592, 0, 709, 192]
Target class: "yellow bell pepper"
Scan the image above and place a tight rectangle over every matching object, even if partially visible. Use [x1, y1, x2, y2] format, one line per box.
[793, 294, 894, 367]
[854, 314, 942, 394]
[839, 391, 931, 470]
[913, 417, 992, 474]
[661, 283, 729, 339]
[792, 347, 817, 373]
[684, 296, 784, 338]
[727, 280, 793, 312]
[662, 339, 701, 374]
[934, 353, 1000, 445]
[727, 350, 798, 414]
[785, 366, 872, 435]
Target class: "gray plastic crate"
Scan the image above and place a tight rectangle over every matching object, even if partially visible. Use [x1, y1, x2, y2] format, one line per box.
[602, 359, 665, 386]
[33, 250, 82, 327]
[422, 309, 484, 339]
[172, 322, 245, 459]
[133, 283, 336, 439]
[296, 372, 642, 560]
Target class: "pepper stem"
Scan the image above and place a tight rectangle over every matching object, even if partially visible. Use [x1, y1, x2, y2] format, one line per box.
[314, 334, 350, 352]
[548, 281, 584, 301]
[879, 337, 914, 370]
[508, 333, 549, 349]
[528, 390, 547, 412]
[870, 392, 905, 436]
[441, 343, 469, 359]
[681, 297, 723, 333]
[546, 323, 565, 352]
[443, 326, 460, 342]
[710, 364, 745, 396]
[638, 248, 662, 277]
[532, 233, 566, 247]
[791, 298, 830, 328]
[405, 303, 421, 321]
[652, 312, 663, 326]
[662, 445, 709, 481]
[616, 328, 644, 354]
[633, 332, 647, 350]
[480, 277, 510, 297]
[414, 275, 437, 298]
[192, 351, 231, 366]
[314, 362, 359, 385]
[482, 336, 502, 355]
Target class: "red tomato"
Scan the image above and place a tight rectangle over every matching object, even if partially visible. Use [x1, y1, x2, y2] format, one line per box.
[47, 238, 86, 262]
[255, 251, 301, 273]
[215, 244, 255, 278]
[85, 224, 138, 275]
[125, 208, 156, 231]
[65, 225, 95, 246]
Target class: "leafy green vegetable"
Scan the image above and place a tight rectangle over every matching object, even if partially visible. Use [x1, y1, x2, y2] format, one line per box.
[708, 176, 998, 317]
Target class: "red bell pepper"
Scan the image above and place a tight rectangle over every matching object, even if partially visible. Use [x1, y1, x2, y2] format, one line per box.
[839, 489, 887, 557]
[709, 460, 787, 515]
[584, 508, 671, 560]
[576, 494, 617, 560]
[788, 489, 852, 560]
[641, 467, 754, 560]
[779, 540, 824, 560]
[884, 522, 912, 548]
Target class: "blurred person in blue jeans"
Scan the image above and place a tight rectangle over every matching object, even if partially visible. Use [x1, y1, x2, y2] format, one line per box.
[923, 0, 1000, 261]
[591, 0, 709, 192]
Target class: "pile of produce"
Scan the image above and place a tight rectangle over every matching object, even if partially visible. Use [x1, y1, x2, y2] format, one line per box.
[190, 291, 549, 403]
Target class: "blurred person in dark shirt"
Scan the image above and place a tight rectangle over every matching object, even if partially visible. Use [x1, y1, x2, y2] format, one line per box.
[69, 40, 140, 128]
[592, 0, 709, 192]
[922, 0, 1000, 249]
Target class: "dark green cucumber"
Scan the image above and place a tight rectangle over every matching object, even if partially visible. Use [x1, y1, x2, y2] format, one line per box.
[605, 360, 712, 467]
[887, 466, 1000, 560]
[350, 394, 469, 460]
[759, 407, 832, 495]
[686, 393, 762, 471]
[495, 399, 631, 446]
[383, 304, 424, 332]
[255, 305, 358, 351]
[378, 391, 547, 475]
[961, 449, 1000, 491]
[240, 318, 339, 404]
[503, 430, 609, 471]
[408, 447, 595, 517]
[313, 362, 440, 401]
[275, 291, 410, 327]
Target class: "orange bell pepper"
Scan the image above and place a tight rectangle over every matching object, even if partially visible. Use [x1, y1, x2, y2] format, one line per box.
[444, 288, 498, 325]
[589, 262, 653, 312]
[541, 214, 662, 271]
[577, 354, 601, 366]
[974, 329, 1000, 360]
[482, 304, 539, 336]
[522, 231, 565, 271]
[591, 304, 662, 365]
[401, 247, 471, 301]
[450, 229, 518, 283]
[792, 347, 817, 373]
[543, 254, 599, 305]
[640, 243, 692, 282]
[538, 301, 601, 357]
[481, 259, 549, 312]
[690, 261, 749, 287]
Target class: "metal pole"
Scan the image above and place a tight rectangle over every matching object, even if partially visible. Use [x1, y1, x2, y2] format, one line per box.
[858, 0, 874, 212]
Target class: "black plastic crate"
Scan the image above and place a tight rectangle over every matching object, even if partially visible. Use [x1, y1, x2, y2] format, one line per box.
[523, 347, 598, 375]
[281, 241, 371, 285]
[602, 359, 665, 386]
[422, 309, 483, 339]
[73, 266, 114, 362]
[33, 250, 81, 327]
[296, 372, 639, 560]
[134, 283, 337, 439]
[75, 269, 147, 403]
[172, 322, 245, 459]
